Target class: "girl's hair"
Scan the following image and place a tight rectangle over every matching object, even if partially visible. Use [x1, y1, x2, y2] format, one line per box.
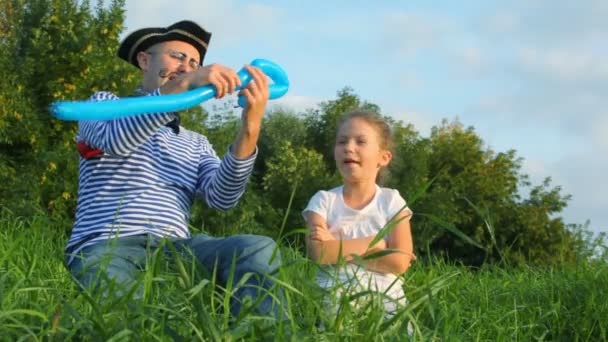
[337, 110, 394, 151]
[337, 110, 394, 184]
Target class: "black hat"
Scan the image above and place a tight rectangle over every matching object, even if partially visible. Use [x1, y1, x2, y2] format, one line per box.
[118, 20, 211, 68]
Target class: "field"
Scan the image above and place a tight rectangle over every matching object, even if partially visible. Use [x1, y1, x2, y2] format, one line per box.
[1, 212, 606, 341]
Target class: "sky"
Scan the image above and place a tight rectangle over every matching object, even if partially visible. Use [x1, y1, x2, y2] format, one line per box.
[122, 0, 607, 235]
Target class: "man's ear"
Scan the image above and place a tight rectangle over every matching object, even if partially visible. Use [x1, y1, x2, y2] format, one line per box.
[136, 51, 150, 71]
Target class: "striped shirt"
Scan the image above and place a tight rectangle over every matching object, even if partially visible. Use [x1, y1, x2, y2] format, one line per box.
[65, 89, 256, 264]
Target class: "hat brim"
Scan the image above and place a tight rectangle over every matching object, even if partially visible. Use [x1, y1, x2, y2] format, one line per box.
[118, 20, 211, 68]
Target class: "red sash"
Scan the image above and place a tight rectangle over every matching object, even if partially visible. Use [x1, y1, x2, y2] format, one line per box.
[77, 141, 103, 159]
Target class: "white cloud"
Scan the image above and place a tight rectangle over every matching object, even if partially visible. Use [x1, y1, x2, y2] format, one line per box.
[389, 71, 425, 91]
[591, 115, 608, 152]
[522, 158, 548, 183]
[270, 95, 323, 114]
[460, 47, 484, 68]
[390, 108, 436, 137]
[119, 1, 608, 233]
[518, 47, 608, 82]
[452, 46, 490, 77]
[552, 154, 608, 232]
[483, 1, 608, 47]
[472, 1, 608, 234]
[520, 154, 607, 233]
[379, 11, 449, 57]
[487, 11, 521, 35]
[200, 94, 322, 118]
[123, 1, 203, 33]
[206, 3, 285, 48]
[123, 1, 285, 48]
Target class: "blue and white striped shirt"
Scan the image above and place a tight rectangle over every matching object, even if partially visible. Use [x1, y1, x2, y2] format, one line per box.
[65, 89, 256, 264]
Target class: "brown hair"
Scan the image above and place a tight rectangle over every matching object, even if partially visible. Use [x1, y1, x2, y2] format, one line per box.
[337, 110, 394, 151]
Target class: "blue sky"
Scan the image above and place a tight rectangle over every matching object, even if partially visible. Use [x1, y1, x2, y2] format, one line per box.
[123, 1, 607, 234]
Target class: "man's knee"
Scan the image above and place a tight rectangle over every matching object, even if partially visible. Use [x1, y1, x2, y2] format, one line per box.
[66, 240, 146, 296]
[185, 233, 281, 274]
[236, 235, 281, 272]
[243, 235, 281, 263]
[67, 243, 114, 287]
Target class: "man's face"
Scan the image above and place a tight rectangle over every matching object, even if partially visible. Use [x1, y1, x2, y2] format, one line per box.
[137, 40, 201, 90]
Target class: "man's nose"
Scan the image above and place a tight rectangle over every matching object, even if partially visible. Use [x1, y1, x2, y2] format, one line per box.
[176, 62, 190, 73]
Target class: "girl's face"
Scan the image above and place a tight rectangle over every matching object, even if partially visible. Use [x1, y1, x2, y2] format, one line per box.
[334, 117, 392, 183]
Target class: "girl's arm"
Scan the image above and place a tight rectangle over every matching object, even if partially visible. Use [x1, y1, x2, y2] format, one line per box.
[305, 212, 386, 265]
[351, 210, 415, 274]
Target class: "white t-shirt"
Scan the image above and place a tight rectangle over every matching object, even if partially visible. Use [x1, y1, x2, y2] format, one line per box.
[302, 185, 413, 312]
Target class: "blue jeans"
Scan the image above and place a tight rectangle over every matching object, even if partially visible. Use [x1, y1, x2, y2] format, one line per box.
[66, 234, 284, 318]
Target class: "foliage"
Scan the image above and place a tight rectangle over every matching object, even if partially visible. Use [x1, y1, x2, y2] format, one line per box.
[406, 119, 590, 266]
[0, 0, 138, 222]
[0, 1, 603, 267]
[261, 140, 335, 237]
[1, 0, 606, 339]
[304, 87, 381, 171]
[1, 212, 607, 340]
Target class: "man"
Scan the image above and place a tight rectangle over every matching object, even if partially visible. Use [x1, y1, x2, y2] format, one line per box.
[65, 20, 282, 318]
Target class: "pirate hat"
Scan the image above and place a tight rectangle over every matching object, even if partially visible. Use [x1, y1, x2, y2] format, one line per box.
[118, 20, 211, 68]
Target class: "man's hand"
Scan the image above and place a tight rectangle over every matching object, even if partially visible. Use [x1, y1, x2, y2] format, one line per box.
[160, 63, 241, 96]
[190, 63, 242, 97]
[238, 65, 270, 128]
[230, 65, 270, 158]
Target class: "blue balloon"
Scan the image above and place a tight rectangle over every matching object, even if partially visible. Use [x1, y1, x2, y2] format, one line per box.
[50, 58, 289, 121]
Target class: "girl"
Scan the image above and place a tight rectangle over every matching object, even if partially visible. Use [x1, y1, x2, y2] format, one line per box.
[302, 110, 415, 322]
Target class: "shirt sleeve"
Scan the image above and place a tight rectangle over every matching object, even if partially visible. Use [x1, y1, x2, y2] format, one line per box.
[77, 90, 177, 157]
[302, 191, 328, 221]
[387, 189, 412, 222]
[196, 143, 258, 211]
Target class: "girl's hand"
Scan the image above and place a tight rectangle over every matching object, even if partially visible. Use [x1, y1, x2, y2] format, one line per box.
[311, 226, 338, 241]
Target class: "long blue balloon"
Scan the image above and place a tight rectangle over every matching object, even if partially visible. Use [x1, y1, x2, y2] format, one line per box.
[50, 58, 289, 121]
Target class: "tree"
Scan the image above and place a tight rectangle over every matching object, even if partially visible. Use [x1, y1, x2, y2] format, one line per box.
[407, 119, 585, 266]
[0, 0, 139, 225]
[261, 140, 335, 234]
[305, 87, 380, 170]
[383, 119, 430, 198]
[256, 110, 309, 176]
[0, 2, 598, 266]
[506, 178, 576, 265]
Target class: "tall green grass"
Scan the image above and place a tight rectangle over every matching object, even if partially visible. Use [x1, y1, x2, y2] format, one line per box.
[0, 211, 606, 341]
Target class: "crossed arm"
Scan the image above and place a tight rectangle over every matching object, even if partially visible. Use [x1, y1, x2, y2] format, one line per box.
[305, 211, 415, 274]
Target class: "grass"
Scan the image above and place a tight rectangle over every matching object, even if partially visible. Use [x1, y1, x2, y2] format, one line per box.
[1, 212, 607, 341]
